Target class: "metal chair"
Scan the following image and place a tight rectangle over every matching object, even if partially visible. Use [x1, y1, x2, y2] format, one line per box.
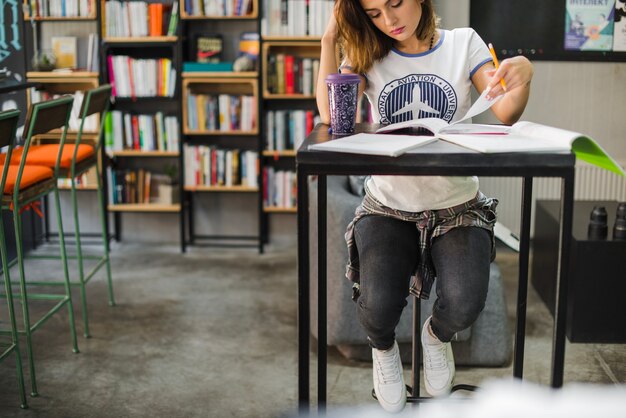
[0, 109, 28, 408]
[0, 96, 79, 397]
[17, 85, 115, 337]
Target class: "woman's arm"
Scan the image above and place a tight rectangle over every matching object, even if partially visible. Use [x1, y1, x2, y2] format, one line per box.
[471, 55, 534, 125]
[316, 13, 366, 125]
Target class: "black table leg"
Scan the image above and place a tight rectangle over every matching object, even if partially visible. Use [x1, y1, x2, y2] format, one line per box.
[297, 168, 310, 411]
[552, 170, 575, 387]
[317, 176, 327, 411]
[514, 176, 533, 378]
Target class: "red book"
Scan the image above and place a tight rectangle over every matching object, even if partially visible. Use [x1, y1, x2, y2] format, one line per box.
[126, 57, 136, 100]
[284, 55, 295, 95]
[131, 115, 140, 150]
[211, 149, 217, 186]
[305, 110, 314, 136]
[107, 55, 117, 97]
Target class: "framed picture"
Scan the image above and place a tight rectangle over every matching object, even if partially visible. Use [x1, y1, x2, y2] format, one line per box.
[194, 34, 223, 63]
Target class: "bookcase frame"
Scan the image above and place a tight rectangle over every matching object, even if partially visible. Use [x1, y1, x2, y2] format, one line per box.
[259, 38, 320, 217]
[100, 0, 184, 244]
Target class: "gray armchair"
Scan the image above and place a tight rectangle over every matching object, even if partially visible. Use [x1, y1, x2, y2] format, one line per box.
[309, 176, 512, 366]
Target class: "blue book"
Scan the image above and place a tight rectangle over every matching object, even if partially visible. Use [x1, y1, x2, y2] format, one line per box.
[182, 62, 234, 72]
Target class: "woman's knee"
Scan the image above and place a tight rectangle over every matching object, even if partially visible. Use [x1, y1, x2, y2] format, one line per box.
[357, 293, 408, 336]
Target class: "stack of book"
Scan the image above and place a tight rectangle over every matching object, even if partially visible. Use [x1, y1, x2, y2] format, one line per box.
[183, 144, 259, 188]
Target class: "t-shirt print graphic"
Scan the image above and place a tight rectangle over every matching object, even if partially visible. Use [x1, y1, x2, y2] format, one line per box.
[378, 74, 458, 125]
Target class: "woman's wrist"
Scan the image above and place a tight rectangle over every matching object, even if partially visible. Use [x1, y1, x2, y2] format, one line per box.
[321, 34, 338, 46]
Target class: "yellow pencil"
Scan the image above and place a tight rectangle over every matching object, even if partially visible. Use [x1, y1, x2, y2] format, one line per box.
[488, 43, 507, 91]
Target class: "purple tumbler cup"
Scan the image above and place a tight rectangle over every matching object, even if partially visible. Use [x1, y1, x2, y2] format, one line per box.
[326, 73, 361, 135]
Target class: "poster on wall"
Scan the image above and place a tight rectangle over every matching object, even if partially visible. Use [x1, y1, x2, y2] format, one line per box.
[564, 0, 615, 51]
[614, 0, 626, 51]
[0, 0, 28, 130]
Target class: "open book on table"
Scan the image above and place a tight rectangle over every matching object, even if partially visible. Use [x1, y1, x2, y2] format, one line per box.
[438, 122, 626, 176]
[309, 88, 501, 157]
[378, 118, 625, 177]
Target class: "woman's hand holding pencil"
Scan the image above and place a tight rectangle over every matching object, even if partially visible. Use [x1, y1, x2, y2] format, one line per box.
[485, 44, 534, 100]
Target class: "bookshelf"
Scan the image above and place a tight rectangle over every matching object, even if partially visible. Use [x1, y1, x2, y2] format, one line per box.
[259, 39, 320, 218]
[179, 1, 262, 252]
[19, 0, 337, 249]
[100, 0, 183, 244]
[24, 0, 103, 190]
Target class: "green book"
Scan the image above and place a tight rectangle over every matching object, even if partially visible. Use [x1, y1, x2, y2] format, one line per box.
[104, 111, 113, 152]
[167, 1, 179, 36]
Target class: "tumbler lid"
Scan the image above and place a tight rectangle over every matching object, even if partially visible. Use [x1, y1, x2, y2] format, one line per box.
[325, 73, 361, 84]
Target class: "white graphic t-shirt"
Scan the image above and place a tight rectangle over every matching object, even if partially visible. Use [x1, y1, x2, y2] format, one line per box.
[363, 27, 492, 212]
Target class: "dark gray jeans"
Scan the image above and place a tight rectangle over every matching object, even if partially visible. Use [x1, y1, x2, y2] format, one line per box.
[354, 215, 492, 350]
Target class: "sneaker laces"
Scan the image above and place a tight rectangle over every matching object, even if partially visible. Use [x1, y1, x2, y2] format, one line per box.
[424, 341, 449, 371]
[374, 349, 401, 384]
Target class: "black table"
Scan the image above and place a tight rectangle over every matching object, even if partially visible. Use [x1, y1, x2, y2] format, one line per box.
[296, 123, 576, 412]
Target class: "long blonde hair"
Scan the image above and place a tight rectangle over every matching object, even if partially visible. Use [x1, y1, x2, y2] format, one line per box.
[336, 0, 438, 74]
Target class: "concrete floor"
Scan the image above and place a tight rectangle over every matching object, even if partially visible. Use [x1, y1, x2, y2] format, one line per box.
[0, 242, 624, 417]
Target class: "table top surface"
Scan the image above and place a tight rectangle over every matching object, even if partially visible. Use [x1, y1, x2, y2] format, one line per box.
[297, 124, 576, 177]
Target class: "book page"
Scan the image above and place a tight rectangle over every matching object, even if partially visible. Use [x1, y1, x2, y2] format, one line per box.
[512, 121, 626, 176]
[308, 133, 437, 157]
[376, 117, 447, 134]
[455, 88, 502, 123]
[376, 88, 502, 134]
[438, 133, 569, 153]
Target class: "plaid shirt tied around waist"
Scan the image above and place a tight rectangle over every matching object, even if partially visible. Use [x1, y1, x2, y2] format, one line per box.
[345, 191, 498, 301]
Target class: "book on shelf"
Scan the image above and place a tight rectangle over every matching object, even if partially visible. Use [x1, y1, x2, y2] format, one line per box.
[263, 167, 296, 208]
[107, 56, 175, 98]
[238, 32, 260, 69]
[183, 144, 258, 187]
[266, 53, 319, 95]
[105, 110, 180, 153]
[261, 0, 334, 36]
[148, 3, 164, 36]
[167, 0, 179, 36]
[195, 34, 223, 63]
[182, 62, 233, 72]
[51, 36, 78, 69]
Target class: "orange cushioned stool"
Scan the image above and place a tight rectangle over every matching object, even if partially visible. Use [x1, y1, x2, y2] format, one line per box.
[11, 85, 116, 339]
[0, 109, 29, 409]
[1, 96, 80, 398]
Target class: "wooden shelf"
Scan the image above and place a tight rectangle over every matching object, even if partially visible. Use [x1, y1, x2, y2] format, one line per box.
[262, 150, 296, 157]
[182, 77, 258, 134]
[184, 185, 259, 192]
[262, 41, 321, 97]
[262, 36, 321, 42]
[264, 206, 297, 213]
[108, 203, 181, 212]
[110, 150, 179, 157]
[58, 184, 98, 191]
[104, 36, 178, 43]
[183, 129, 258, 136]
[263, 93, 316, 100]
[181, 13, 258, 20]
[25, 15, 97, 21]
[27, 71, 99, 79]
[182, 71, 258, 79]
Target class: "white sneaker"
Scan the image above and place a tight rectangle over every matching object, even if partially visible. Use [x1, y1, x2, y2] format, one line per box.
[421, 316, 455, 396]
[372, 341, 406, 413]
